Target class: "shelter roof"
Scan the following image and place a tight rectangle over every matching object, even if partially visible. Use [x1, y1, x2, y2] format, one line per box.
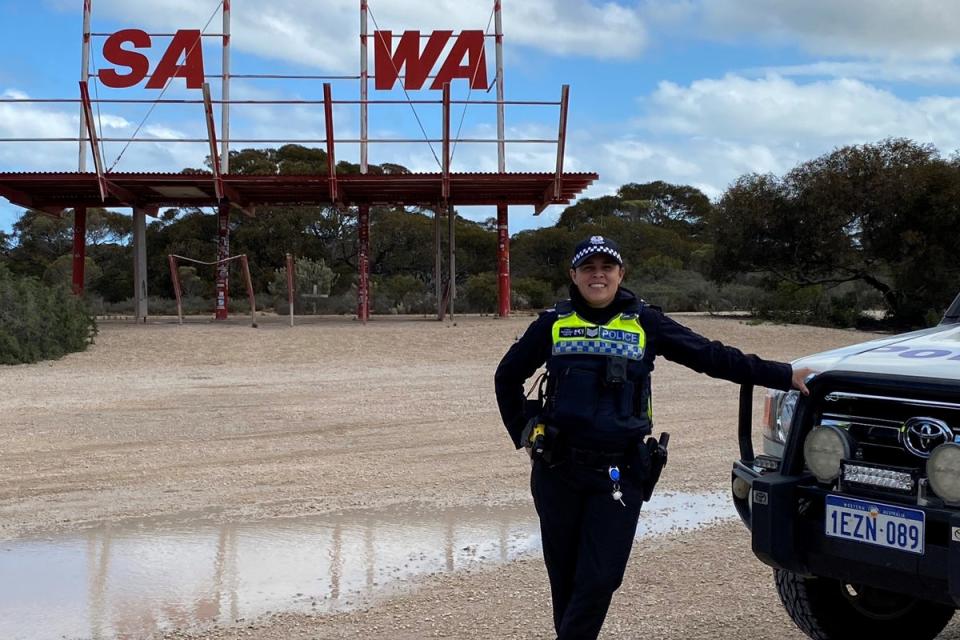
[0, 171, 597, 214]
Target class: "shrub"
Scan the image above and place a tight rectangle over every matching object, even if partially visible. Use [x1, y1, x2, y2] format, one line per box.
[512, 277, 554, 310]
[463, 272, 498, 314]
[0, 265, 97, 365]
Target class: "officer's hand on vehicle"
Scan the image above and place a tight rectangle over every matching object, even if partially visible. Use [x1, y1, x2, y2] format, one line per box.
[791, 366, 816, 395]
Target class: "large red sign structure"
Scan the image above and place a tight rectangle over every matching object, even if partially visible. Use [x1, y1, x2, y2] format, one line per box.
[97, 27, 487, 93]
[0, 1, 597, 324]
[100, 29, 205, 89]
[374, 30, 488, 90]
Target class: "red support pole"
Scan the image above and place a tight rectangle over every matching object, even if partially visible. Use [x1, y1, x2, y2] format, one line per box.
[357, 205, 370, 323]
[497, 203, 510, 317]
[71, 206, 87, 296]
[215, 202, 230, 320]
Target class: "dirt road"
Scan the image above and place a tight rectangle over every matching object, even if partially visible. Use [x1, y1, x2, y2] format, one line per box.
[4, 314, 953, 639]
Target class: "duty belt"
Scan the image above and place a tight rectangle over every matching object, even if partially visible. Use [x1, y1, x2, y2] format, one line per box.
[563, 446, 627, 468]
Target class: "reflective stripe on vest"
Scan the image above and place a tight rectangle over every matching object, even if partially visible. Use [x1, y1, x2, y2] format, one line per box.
[550, 311, 647, 361]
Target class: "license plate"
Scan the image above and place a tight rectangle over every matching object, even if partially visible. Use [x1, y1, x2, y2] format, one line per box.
[825, 495, 925, 555]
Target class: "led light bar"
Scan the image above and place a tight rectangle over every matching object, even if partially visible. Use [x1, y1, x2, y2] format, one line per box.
[842, 463, 915, 493]
[754, 455, 780, 471]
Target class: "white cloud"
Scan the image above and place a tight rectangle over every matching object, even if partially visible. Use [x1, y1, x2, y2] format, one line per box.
[749, 61, 960, 86]
[642, 74, 960, 151]
[568, 72, 960, 212]
[699, 0, 960, 61]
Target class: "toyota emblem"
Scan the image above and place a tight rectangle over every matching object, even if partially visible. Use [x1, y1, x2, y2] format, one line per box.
[901, 417, 953, 458]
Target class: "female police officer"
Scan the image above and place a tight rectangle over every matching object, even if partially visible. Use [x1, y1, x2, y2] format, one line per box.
[494, 235, 811, 640]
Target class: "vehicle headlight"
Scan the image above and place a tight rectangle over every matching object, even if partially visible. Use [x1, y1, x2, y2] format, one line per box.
[777, 391, 800, 442]
[927, 443, 960, 504]
[763, 389, 800, 444]
[803, 425, 854, 483]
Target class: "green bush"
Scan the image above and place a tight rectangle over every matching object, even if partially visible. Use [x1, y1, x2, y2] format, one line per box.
[463, 272, 498, 314]
[0, 265, 97, 365]
[753, 282, 878, 328]
[512, 277, 554, 310]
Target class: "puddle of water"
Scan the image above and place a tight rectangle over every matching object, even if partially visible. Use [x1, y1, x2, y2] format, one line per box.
[0, 491, 732, 640]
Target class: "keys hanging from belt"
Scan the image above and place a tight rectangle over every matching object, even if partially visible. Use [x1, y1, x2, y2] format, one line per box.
[608, 465, 626, 506]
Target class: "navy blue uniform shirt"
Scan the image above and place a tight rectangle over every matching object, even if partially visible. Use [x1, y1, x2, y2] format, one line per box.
[494, 286, 794, 449]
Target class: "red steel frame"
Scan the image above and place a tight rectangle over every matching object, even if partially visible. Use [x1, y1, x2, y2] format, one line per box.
[0, 0, 595, 322]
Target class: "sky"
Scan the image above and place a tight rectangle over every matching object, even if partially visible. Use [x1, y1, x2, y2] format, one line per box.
[2, 0, 960, 236]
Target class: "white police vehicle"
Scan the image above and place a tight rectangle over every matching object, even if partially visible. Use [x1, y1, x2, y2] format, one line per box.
[732, 291, 960, 639]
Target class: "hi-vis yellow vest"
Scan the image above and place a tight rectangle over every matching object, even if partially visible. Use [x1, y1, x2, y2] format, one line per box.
[545, 304, 653, 436]
[551, 311, 647, 360]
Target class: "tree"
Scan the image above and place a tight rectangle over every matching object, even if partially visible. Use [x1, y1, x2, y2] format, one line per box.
[43, 255, 102, 291]
[556, 182, 712, 237]
[711, 138, 960, 326]
[617, 181, 712, 236]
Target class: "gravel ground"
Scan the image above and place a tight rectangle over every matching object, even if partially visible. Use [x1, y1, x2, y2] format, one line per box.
[4, 313, 956, 639]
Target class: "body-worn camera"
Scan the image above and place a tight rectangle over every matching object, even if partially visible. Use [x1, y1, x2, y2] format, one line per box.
[605, 356, 627, 386]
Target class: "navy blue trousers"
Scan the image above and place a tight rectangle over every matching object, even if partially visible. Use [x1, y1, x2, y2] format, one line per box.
[531, 458, 644, 640]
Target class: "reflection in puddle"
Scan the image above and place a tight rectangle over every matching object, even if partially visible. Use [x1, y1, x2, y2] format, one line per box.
[0, 491, 731, 640]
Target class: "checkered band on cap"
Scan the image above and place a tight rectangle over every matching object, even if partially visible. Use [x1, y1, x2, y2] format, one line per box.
[570, 243, 623, 268]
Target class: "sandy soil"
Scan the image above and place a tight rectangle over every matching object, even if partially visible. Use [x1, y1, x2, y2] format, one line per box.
[4, 313, 956, 639]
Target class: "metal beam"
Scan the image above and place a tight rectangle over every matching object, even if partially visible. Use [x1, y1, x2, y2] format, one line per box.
[103, 181, 140, 206]
[360, 0, 369, 174]
[495, 0, 505, 173]
[442, 83, 451, 202]
[202, 83, 225, 201]
[221, 0, 231, 174]
[0, 184, 65, 217]
[323, 83, 339, 204]
[534, 85, 571, 216]
[79, 0, 91, 172]
[78, 81, 108, 202]
[552, 84, 570, 200]
[0, 184, 37, 209]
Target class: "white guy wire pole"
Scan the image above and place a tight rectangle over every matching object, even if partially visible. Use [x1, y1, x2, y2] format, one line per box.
[494, 0, 505, 172]
[79, 0, 92, 171]
[360, 0, 368, 174]
[221, 0, 231, 173]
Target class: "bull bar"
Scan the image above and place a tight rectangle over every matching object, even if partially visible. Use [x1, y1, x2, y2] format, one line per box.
[732, 370, 960, 607]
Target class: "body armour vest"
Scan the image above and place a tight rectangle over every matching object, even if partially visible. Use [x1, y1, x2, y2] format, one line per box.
[545, 301, 653, 448]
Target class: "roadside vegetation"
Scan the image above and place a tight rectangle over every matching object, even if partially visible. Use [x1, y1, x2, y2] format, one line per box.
[0, 263, 97, 364]
[1, 137, 958, 356]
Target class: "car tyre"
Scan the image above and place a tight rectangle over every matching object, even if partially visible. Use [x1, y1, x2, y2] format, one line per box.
[774, 568, 955, 640]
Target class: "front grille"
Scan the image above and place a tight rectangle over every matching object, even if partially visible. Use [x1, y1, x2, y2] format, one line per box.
[817, 392, 960, 471]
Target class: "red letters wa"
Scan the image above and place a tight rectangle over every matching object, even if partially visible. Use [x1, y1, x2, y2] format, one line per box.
[374, 30, 488, 91]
